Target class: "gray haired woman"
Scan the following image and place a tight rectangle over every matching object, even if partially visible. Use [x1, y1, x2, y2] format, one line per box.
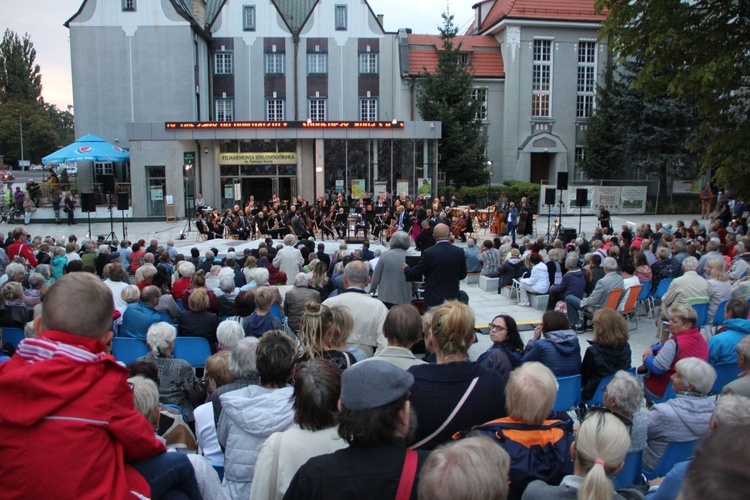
[137, 322, 206, 428]
[602, 370, 647, 452]
[370, 231, 414, 308]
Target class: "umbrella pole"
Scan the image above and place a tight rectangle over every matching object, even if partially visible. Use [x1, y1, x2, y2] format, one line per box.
[87, 212, 92, 240]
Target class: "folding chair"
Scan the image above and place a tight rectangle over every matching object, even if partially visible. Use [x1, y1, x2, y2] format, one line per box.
[687, 297, 709, 330]
[173, 337, 212, 371]
[635, 281, 651, 318]
[642, 440, 699, 480]
[620, 284, 643, 329]
[604, 288, 625, 310]
[111, 338, 149, 365]
[554, 374, 582, 413]
[1, 327, 25, 349]
[649, 278, 674, 319]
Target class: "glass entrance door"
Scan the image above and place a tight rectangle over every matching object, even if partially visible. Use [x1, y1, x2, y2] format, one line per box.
[146, 165, 166, 216]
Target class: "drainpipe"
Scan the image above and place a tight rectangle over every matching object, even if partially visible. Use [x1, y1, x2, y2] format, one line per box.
[293, 33, 300, 120]
[195, 140, 203, 194]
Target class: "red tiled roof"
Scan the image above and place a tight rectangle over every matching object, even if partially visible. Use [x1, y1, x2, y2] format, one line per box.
[407, 34, 504, 78]
[480, 0, 606, 32]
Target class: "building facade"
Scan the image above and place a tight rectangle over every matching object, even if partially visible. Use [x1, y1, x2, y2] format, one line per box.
[66, 0, 606, 218]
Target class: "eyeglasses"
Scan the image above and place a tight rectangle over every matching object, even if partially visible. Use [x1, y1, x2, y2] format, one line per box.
[489, 323, 507, 331]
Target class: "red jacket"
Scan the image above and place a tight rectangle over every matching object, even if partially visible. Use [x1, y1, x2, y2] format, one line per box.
[0, 330, 166, 499]
[6, 240, 38, 268]
[172, 277, 191, 301]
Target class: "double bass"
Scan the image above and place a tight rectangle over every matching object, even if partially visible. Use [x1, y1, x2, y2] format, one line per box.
[491, 203, 506, 235]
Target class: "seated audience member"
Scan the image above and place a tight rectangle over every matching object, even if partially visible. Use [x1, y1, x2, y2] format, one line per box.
[0, 281, 33, 329]
[680, 424, 750, 500]
[120, 285, 171, 341]
[177, 288, 219, 353]
[250, 359, 348, 500]
[645, 394, 750, 499]
[641, 304, 708, 401]
[0, 273, 185, 498]
[22, 272, 45, 308]
[418, 436, 511, 500]
[283, 272, 321, 334]
[216, 320, 244, 351]
[173, 261, 196, 300]
[104, 263, 130, 310]
[721, 336, 750, 397]
[359, 304, 425, 370]
[522, 412, 632, 500]
[547, 253, 585, 311]
[212, 337, 261, 426]
[218, 331, 297, 499]
[464, 238, 482, 273]
[217, 276, 240, 317]
[618, 261, 641, 313]
[496, 248, 527, 290]
[521, 311, 581, 377]
[517, 253, 550, 307]
[327, 303, 368, 362]
[567, 257, 624, 332]
[297, 301, 357, 371]
[478, 239, 501, 278]
[643, 357, 717, 472]
[152, 269, 181, 323]
[408, 300, 507, 450]
[194, 352, 237, 467]
[476, 314, 525, 379]
[138, 322, 207, 429]
[709, 298, 750, 365]
[603, 370, 648, 452]
[656, 256, 708, 340]
[182, 270, 219, 313]
[285, 360, 428, 499]
[128, 374, 227, 500]
[580, 308, 632, 401]
[706, 258, 732, 320]
[246, 286, 283, 338]
[462, 362, 574, 500]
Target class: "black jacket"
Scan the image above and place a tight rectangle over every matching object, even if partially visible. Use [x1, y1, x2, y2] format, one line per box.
[580, 342, 632, 401]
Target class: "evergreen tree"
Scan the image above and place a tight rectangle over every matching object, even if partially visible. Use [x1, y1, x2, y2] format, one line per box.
[0, 29, 42, 104]
[416, 11, 487, 188]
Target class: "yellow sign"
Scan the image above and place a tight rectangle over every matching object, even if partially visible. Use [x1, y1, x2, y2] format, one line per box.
[218, 152, 298, 165]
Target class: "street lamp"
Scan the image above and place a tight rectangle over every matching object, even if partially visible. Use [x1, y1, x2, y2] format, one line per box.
[486, 160, 493, 207]
[17, 110, 25, 170]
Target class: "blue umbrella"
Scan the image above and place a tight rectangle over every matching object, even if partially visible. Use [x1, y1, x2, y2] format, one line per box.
[42, 134, 130, 165]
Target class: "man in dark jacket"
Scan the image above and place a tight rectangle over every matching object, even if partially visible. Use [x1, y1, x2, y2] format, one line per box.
[285, 360, 427, 499]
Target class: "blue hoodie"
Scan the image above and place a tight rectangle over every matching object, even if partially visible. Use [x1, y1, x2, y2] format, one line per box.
[245, 312, 283, 338]
[522, 329, 581, 377]
[709, 317, 750, 365]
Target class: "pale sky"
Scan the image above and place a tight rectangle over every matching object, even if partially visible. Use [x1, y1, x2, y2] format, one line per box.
[0, 0, 475, 110]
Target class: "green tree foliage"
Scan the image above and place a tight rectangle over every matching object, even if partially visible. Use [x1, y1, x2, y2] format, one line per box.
[596, 0, 750, 196]
[0, 30, 74, 166]
[581, 59, 700, 199]
[416, 11, 487, 188]
[0, 30, 42, 103]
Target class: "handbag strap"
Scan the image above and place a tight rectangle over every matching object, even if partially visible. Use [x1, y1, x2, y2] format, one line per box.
[395, 449, 418, 500]
[409, 377, 479, 450]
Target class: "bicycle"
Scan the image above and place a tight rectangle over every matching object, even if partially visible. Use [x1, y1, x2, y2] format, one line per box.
[0, 205, 19, 224]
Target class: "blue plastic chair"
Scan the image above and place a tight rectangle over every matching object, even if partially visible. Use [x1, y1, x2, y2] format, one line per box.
[173, 337, 212, 368]
[614, 450, 643, 489]
[583, 374, 615, 407]
[711, 299, 729, 335]
[691, 302, 709, 330]
[554, 374, 582, 413]
[111, 338, 149, 365]
[643, 440, 699, 480]
[635, 281, 651, 318]
[649, 278, 674, 318]
[2, 327, 25, 349]
[162, 403, 188, 423]
[650, 380, 677, 405]
[710, 362, 742, 395]
[176, 299, 186, 312]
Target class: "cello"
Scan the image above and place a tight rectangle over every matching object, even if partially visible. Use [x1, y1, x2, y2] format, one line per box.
[451, 211, 468, 238]
[491, 203, 506, 235]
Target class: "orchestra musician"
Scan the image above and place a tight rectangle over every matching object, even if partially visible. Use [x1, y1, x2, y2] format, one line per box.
[334, 207, 347, 239]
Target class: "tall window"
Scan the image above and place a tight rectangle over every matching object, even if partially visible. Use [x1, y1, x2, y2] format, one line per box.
[214, 52, 233, 75]
[215, 99, 234, 122]
[335, 5, 347, 30]
[532, 39, 552, 117]
[307, 52, 327, 74]
[577, 41, 596, 118]
[309, 99, 326, 121]
[359, 99, 377, 121]
[359, 53, 378, 74]
[457, 53, 470, 66]
[472, 87, 488, 121]
[267, 99, 285, 121]
[243, 5, 256, 31]
[122, 0, 136, 11]
[265, 52, 285, 74]
[574, 147, 588, 180]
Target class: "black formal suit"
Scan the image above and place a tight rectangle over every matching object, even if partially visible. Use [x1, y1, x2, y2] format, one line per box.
[404, 240, 467, 310]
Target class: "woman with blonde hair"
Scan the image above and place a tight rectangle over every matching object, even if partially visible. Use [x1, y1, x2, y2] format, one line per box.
[706, 257, 732, 320]
[408, 300, 507, 450]
[308, 260, 332, 301]
[297, 301, 356, 371]
[522, 412, 632, 500]
[327, 303, 367, 362]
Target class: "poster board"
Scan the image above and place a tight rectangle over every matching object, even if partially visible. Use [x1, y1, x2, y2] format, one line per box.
[351, 179, 365, 198]
[620, 186, 648, 214]
[165, 191, 176, 222]
[396, 179, 410, 199]
[417, 177, 432, 197]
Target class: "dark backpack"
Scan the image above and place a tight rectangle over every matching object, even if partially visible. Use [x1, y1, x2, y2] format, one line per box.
[457, 419, 575, 500]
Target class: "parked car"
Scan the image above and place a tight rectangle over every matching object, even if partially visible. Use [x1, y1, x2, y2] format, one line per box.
[30, 164, 44, 171]
[0, 171, 15, 182]
[54, 166, 78, 177]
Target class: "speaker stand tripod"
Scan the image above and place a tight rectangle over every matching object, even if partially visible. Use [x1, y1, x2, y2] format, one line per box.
[103, 194, 118, 244]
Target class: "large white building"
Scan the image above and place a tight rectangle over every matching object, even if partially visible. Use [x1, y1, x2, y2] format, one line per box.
[66, 0, 606, 218]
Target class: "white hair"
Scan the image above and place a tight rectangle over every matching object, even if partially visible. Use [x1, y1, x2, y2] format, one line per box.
[217, 321, 245, 349]
[128, 375, 160, 423]
[294, 272, 309, 287]
[146, 322, 177, 355]
[675, 357, 717, 395]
